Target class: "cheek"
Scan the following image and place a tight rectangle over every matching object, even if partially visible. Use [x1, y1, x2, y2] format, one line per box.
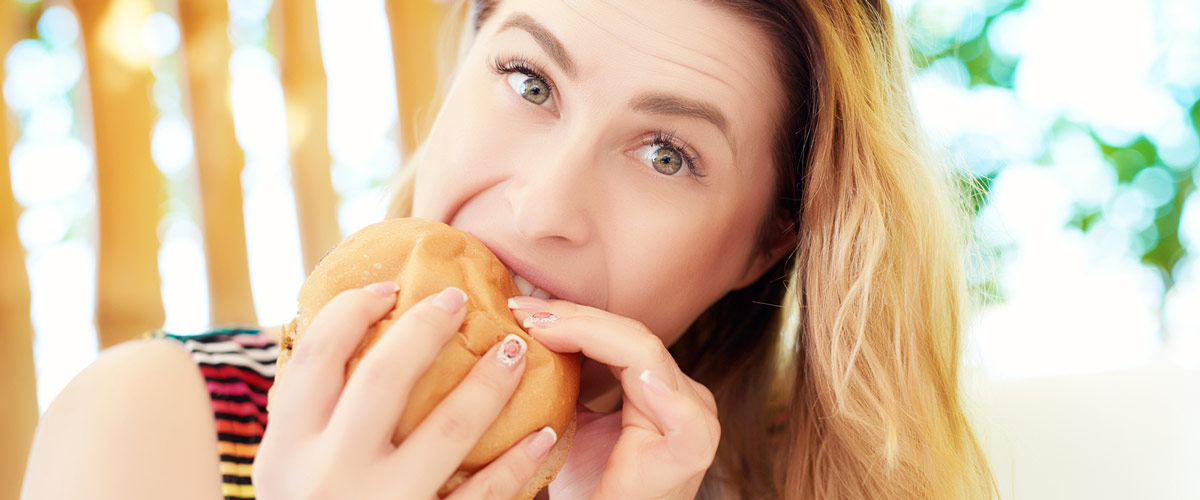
[604, 209, 749, 341]
[412, 77, 522, 220]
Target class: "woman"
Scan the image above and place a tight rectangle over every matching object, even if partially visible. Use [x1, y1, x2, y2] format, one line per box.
[21, 0, 997, 498]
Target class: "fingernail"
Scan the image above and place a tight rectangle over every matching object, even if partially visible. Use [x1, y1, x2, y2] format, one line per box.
[525, 426, 557, 460]
[639, 369, 674, 397]
[496, 334, 527, 369]
[508, 296, 549, 310]
[432, 287, 468, 313]
[522, 312, 558, 329]
[365, 281, 399, 297]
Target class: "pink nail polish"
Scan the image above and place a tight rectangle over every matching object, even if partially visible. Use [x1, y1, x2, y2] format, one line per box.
[522, 311, 558, 329]
[364, 281, 399, 297]
[508, 296, 549, 310]
[496, 334, 527, 369]
[525, 426, 558, 460]
[432, 287, 468, 313]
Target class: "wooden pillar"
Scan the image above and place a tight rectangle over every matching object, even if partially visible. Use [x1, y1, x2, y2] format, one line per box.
[0, 3, 36, 497]
[177, 0, 257, 326]
[385, 0, 453, 160]
[272, 0, 340, 274]
[74, 0, 165, 347]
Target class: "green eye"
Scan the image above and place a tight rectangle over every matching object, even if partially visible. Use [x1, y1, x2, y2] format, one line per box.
[649, 147, 684, 175]
[637, 132, 707, 181]
[507, 72, 550, 105]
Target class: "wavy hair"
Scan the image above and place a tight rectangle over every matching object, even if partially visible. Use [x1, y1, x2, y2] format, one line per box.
[385, 1, 997, 498]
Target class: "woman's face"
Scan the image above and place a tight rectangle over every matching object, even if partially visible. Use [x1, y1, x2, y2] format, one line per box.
[413, 0, 784, 356]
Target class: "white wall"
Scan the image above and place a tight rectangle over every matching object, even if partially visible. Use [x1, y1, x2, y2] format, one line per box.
[966, 358, 1200, 499]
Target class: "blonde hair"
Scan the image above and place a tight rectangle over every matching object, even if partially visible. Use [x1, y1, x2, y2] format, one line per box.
[385, 1, 997, 498]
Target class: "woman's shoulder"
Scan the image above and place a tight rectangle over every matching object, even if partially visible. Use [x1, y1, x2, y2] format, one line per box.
[23, 333, 227, 498]
[146, 326, 279, 499]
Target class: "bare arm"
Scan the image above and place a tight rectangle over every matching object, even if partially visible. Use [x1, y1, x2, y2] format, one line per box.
[21, 339, 223, 500]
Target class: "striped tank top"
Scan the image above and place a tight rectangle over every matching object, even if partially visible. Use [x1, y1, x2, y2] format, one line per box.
[147, 327, 277, 500]
[144, 327, 790, 499]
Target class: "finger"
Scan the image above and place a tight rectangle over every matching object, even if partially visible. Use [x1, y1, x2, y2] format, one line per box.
[270, 281, 400, 438]
[511, 303, 685, 406]
[640, 370, 721, 471]
[389, 334, 528, 487]
[325, 287, 469, 450]
[445, 426, 558, 500]
[511, 301, 721, 465]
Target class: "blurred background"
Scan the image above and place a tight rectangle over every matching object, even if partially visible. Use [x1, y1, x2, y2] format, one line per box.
[2, 0, 1198, 498]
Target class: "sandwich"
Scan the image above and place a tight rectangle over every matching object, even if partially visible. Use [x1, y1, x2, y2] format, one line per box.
[272, 218, 580, 499]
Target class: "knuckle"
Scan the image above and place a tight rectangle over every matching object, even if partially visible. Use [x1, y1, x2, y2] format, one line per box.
[402, 302, 454, 333]
[674, 389, 721, 469]
[551, 299, 580, 315]
[693, 382, 718, 411]
[300, 470, 339, 500]
[472, 453, 535, 498]
[480, 458, 532, 500]
[480, 481, 507, 500]
[288, 336, 333, 366]
[696, 410, 722, 463]
[638, 333, 670, 363]
[349, 356, 397, 388]
[639, 324, 663, 348]
[311, 291, 380, 330]
[624, 317, 653, 336]
[330, 288, 375, 311]
[289, 335, 346, 368]
[433, 411, 476, 445]
[470, 363, 515, 395]
[706, 414, 722, 452]
[346, 294, 384, 318]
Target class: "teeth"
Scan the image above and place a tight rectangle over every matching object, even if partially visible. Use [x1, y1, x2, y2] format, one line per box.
[510, 270, 555, 300]
[513, 273, 535, 296]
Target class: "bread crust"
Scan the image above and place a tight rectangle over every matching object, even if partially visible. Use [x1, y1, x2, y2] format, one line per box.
[272, 218, 580, 491]
[437, 414, 576, 500]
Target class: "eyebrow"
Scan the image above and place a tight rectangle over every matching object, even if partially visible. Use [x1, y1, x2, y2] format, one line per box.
[499, 13, 578, 79]
[498, 12, 733, 150]
[629, 93, 730, 140]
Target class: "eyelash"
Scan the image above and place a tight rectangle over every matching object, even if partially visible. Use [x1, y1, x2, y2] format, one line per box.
[644, 129, 707, 181]
[491, 56, 555, 97]
[490, 56, 708, 182]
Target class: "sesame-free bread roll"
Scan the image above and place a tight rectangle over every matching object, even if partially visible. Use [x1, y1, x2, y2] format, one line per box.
[270, 218, 580, 499]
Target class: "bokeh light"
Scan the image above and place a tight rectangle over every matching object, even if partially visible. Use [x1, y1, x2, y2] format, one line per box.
[4, 0, 1198, 411]
[906, 0, 1200, 380]
[140, 11, 179, 58]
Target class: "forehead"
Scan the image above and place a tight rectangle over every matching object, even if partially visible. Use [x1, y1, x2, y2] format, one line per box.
[481, 0, 784, 162]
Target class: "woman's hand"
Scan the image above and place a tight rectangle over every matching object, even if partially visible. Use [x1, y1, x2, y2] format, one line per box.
[254, 283, 560, 500]
[511, 299, 721, 500]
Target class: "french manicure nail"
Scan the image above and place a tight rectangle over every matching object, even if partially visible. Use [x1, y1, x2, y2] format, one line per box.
[522, 312, 559, 329]
[365, 281, 399, 297]
[525, 426, 558, 460]
[432, 287, 468, 313]
[508, 296, 549, 310]
[496, 334, 527, 369]
[640, 369, 674, 397]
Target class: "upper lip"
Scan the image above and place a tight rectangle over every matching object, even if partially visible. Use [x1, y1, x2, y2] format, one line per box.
[483, 242, 576, 304]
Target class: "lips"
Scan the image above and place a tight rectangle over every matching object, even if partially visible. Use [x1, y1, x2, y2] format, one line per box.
[481, 242, 575, 304]
[511, 272, 555, 299]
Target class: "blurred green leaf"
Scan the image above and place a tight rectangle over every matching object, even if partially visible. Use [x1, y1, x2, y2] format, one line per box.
[1069, 211, 1101, 232]
[1142, 172, 1195, 285]
[1097, 136, 1157, 183]
[1191, 98, 1200, 138]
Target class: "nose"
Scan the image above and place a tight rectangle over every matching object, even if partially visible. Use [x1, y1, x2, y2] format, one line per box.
[505, 134, 596, 245]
